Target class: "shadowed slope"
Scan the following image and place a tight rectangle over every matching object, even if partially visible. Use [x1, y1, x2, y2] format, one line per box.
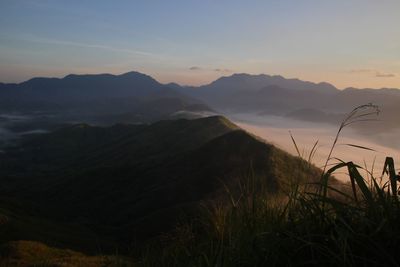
[0, 116, 322, 253]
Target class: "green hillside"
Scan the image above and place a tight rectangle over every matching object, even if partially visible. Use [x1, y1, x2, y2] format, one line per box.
[0, 116, 323, 258]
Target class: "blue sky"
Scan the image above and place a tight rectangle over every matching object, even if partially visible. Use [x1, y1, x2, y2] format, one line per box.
[0, 0, 399, 88]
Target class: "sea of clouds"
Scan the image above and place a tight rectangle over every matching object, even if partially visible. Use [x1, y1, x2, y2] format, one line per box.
[230, 113, 400, 181]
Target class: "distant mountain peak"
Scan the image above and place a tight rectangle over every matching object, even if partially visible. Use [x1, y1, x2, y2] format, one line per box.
[166, 82, 181, 87]
[118, 70, 153, 79]
[201, 72, 338, 94]
[63, 73, 114, 80]
[61, 71, 154, 80]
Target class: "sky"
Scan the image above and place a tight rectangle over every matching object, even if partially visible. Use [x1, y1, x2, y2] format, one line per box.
[0, 0, 399, 88]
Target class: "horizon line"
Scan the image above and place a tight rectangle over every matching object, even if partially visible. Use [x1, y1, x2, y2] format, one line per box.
[1, 70, 399, 91]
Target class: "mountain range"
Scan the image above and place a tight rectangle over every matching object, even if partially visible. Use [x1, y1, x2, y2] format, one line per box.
[0, 71, 212, 126]
[2, 71, 399, 129]
[174, 73, 398, 125]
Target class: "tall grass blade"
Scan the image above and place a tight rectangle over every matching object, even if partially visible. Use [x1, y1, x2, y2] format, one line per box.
[382, 157, 397, 197]
[308, 140, 319, 164]
[343, 144, 376, 152]
[289, 131, 301, 157]
[347, 162, 374, 205]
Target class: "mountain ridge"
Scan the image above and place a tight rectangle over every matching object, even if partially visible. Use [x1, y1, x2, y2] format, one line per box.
[2, 71, 399, 92]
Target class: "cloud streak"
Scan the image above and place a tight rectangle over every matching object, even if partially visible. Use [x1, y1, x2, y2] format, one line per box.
[14, 34, 164, 59]
[189, 66, 202, 71]
[376, 72, 396, 78]
[189, 66, 233, 73]
[214, 68, 233, 73]
[35, 37, 153, 56]
[348, 69, 396, 78]
[349, 69, 375, 73]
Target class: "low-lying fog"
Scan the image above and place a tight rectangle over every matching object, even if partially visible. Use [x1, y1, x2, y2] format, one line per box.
[0, 114, 49, 149]
[230, 113, 400, 181]
[1, 111, 399, 182]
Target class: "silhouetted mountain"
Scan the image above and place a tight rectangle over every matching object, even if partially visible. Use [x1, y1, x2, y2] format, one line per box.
[0, 71, 211, 124]
[176, 73, 338, 108]
[1, 71, 165, 102]
[0, 116, 321, 252]
[173, 73, 400, 131]
[212, 84, 338, 114]
[201, 73, 337, 93]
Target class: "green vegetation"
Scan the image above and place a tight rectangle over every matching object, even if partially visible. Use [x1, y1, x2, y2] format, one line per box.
[0, 116, 321, 261]
[0, 116, 242, 251]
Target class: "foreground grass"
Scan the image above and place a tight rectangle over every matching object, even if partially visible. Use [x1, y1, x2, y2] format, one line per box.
[137, 159, 400, 267]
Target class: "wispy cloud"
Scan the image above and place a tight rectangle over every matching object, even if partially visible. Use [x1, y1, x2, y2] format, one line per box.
[30, 36, 154, 57]
[348, 69, 396, 78]
[189, 66, 233, 73]
[376, 72, 396, 78]
[349, 69, 375, 73]
[189, 66, 202, 71]
[10, 34, 163, 59]
[214, 68, 233, 73]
